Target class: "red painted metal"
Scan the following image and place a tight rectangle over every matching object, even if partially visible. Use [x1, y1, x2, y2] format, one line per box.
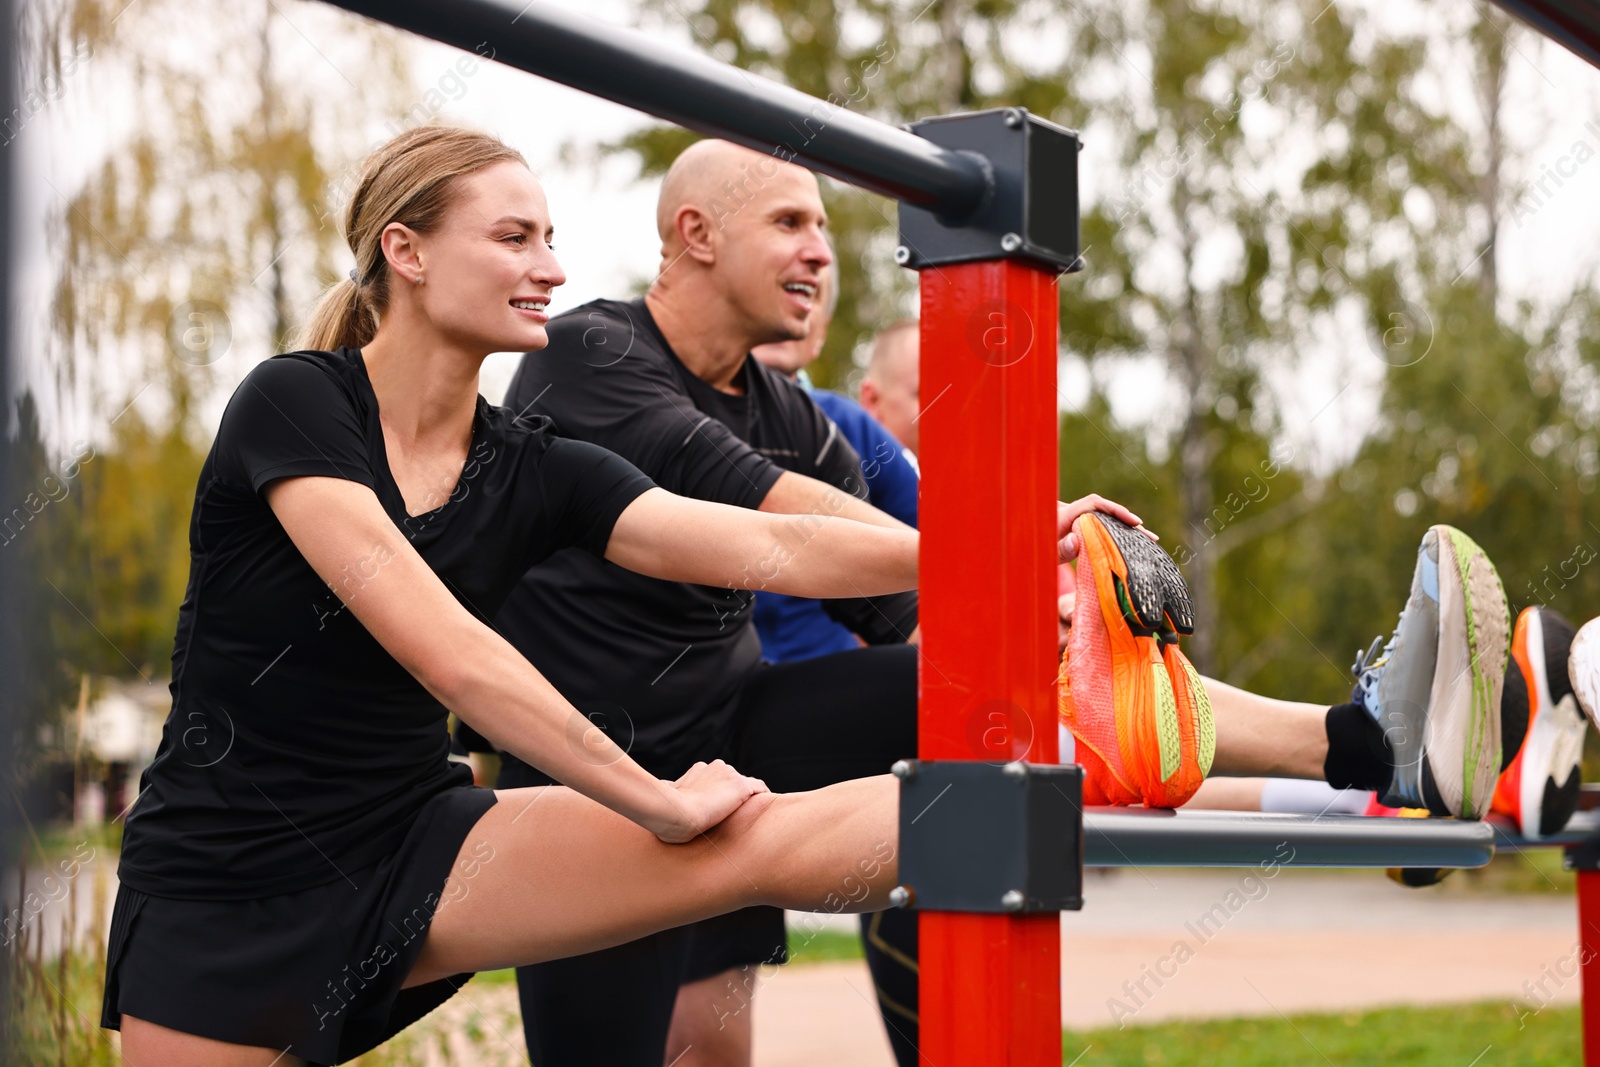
[1579, 869, 1600, 1064]
[917, 257, 1062, 1064]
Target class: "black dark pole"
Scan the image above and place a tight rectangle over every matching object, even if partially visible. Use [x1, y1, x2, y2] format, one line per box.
[320, 0, 992, 220]
[1083, 808, 1497, 869]
[0, 0, 18, 1050]
[1486, 0, 1600, 70]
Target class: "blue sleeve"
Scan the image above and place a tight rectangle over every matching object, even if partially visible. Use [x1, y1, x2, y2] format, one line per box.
[812, 391, 919, 529]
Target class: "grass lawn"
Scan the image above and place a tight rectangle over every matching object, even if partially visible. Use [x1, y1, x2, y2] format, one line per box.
[1062, 1000, 1579, 1066]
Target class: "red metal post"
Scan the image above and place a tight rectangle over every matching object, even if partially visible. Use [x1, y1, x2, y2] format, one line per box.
[918, 258, 1061, 1064]
[1579, 869, 1600, 1064]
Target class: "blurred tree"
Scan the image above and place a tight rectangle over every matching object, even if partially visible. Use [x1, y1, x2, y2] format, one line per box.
[8, 0, 414, 784]
[74, 407, 206, 675]
[34, 0, 411, 432]
[1294, 5, 1600, 674]
[5, 393, 81, 781]
[1056, 0, 1508, 677]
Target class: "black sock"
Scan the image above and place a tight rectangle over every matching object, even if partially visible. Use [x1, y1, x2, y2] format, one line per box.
[1323, 702, 1391, 792]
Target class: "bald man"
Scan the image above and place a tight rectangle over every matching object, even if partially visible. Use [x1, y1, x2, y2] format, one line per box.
[478, 140, 926, 1067]
[861, 319, 921, 457]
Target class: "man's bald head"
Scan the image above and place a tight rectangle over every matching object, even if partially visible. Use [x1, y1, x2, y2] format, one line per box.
[656, 140, 816, 251]
[861, 320, 921, 455]
[649, 138, 833, 356]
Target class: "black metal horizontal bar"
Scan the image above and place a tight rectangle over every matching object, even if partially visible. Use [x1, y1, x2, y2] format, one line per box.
[1084, 808, 1496, 869]
[1487, 0, 1600, 70]
[319, 0, 992, 218]
[1492, 808, 1600, 851]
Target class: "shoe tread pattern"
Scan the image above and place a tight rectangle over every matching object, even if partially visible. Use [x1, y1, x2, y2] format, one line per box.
[1094, 515, 1196, 635]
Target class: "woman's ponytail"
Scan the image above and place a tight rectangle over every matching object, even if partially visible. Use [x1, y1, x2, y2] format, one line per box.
[291, 276, 379, 353]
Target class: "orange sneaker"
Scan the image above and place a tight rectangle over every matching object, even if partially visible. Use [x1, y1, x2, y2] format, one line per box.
[1059, 513, 1214, 807]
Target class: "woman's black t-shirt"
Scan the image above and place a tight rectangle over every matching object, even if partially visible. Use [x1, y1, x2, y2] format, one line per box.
[117, 347, 655, 900]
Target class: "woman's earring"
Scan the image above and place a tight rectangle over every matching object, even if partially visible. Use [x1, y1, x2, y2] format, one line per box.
[414, 273, 424, 285]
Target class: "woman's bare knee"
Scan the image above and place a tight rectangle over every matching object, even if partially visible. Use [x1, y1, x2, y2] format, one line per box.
[704, 780, 899, 913]
[121, 1014, 304, 1067]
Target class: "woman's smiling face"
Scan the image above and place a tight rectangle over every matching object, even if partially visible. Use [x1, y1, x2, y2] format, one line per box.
[394, 160, 567, 354]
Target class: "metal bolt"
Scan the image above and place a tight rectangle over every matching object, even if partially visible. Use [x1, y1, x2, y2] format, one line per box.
[889, 885, 914, 908]
[1001, 889, 1026, 912]
[1002, 760, 1028, 781]
[893, 245, 912, 265]
[1004, 108, 1023, 128]
[1000, 232, 1022, 253]
[891, 759, 917, 781]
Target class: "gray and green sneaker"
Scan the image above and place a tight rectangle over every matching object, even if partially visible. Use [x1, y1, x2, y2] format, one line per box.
[1351, 525, 1510, 819]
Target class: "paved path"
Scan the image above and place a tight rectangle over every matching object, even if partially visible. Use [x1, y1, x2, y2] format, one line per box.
[749, 868, 1582, 1066]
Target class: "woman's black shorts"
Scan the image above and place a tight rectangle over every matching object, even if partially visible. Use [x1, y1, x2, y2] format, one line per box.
[100, 782, 498, 1066]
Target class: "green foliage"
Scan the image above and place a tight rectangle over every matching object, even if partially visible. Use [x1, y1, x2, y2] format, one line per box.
[1060, 0, 1594, 694]
[5, 394, 81, 771]
[73, 405, 207, 675]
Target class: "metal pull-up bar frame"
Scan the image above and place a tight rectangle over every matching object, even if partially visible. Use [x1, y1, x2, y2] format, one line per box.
[1084, 807, 1497, 868]
[322, 0, 994, 218]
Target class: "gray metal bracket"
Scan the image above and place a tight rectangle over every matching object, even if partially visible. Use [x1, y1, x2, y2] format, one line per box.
[892, 759, 1084, 914]
[896, 108, 1084, 273]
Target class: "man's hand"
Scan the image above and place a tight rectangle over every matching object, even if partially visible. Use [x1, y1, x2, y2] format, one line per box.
[1056, 494, 1158, 563]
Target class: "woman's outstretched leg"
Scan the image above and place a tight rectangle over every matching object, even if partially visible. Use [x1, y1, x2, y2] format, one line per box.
[405, 775, 900, 987]
[119, 1017, 306, 1066]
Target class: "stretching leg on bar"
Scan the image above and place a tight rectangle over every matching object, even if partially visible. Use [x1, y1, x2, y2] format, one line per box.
[1056, 517, 1511, 821]
[1191, 604, 1597, 858]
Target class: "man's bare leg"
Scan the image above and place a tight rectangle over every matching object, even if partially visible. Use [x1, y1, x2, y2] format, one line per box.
[1205, 678, 1330, 779]
[1185, 777, 1269, 810]
[665, 969, 754, 1067]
